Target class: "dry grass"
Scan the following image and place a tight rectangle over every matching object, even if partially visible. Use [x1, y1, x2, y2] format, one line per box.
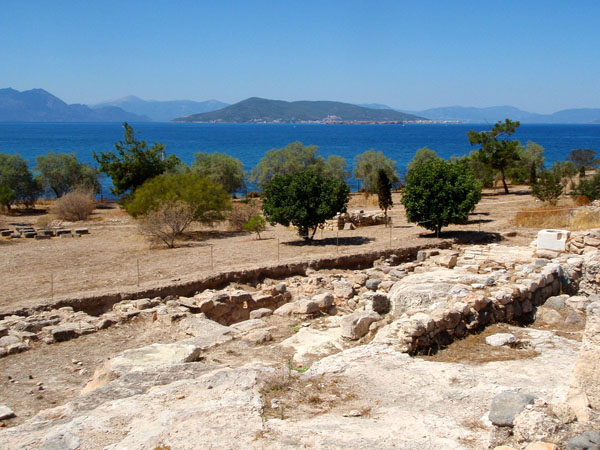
[419, 324, 539, 364]
[227, 200, 261, 231]
[570, 208, 600, 230]
[514, 205, 572, 229]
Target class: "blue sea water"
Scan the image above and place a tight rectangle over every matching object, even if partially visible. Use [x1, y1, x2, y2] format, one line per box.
[1, 122, 599, 195]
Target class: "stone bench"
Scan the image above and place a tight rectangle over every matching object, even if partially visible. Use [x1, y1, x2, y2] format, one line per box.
[56, 229, 72, 236]
[24, 232, 37, 238]
[74, 228, 89, 235]
[0, 230, 12, 237]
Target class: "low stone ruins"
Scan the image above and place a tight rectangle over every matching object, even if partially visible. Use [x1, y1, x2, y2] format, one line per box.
[0, 229, 599, 448]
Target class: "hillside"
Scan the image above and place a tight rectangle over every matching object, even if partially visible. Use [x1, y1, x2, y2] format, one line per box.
[0, 88, 150, 122]
[93, 96, 228, 122]
[174, 97, 426, 123]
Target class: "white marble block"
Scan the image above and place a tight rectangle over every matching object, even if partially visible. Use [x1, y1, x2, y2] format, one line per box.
[537, 229, 570, 251]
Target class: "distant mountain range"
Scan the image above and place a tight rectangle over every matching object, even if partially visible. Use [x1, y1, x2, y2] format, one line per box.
[0, 88, 150, 122]
[2, 88, 600, 124]
[174, 97, 425, 123]
[360, 104, 600, 124]
[93, 96, 228, 122]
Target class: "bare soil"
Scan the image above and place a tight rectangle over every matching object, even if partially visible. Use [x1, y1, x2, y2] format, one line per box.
[0, 189, 540, 314]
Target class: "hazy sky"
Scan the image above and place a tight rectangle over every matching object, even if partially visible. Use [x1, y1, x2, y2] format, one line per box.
[2, 0, 599, 112]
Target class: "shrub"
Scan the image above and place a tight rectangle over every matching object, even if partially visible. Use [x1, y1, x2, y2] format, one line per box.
[376, 169, 393, 226]
[138, 201, 195, 248]
[402, 159, 481, 237]
[125, 172, 230, 224]
[52, 188, 96, 221]
[531, 170, 563, 205]
[243, 215, 267, 239]
[573, 173, 600, 200]
[262, 169, 350, 241]
[228, 199, 261, 231]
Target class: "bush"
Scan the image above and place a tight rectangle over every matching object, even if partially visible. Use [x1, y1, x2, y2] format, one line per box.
[376, 169, 393, 225]
[138, 201, 195, 248]
[401, 159, 481, 237]
[228, 199, 261, 231]
[531, 170, 563, 205]
[243, 215, 267, 239]
[125, 172, 230, 224]
[406, 147, 440, 173]
[52, 188, 96, 221]
[573, 173, 600, 200]
[262, 169, 350, 241]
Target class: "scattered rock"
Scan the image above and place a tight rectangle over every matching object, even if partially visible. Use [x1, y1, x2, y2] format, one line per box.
[0, 405, 15, 420]
[312, 292, 334, 310]
[365, 279, 382, 291]
[333, 280, 354, 299]
[361, 292, 390, 314]
[489, 391, 536, 427]
[525, 443, 559, 450]
[341, 311, 380, 340]
[249, 308, 273, 319]
[243, 329, 272, 344]
[566, 430, 600, 450]
[485, 333, 516, 347]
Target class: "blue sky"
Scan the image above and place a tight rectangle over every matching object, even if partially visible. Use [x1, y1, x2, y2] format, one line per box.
[1, 0, 599, 112]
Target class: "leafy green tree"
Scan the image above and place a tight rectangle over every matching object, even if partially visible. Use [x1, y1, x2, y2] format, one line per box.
[0, 153, 41, 209]
[467, 119, 521, 194]
[243, 215, 267, 239]
[191, 152, 246, 195]
[551, 161, 578, 188]
[353, 149, 399, 194]
[35, 152, 99, 197]
[251, 142, 348, 188]
[125, 172, 230, 224]
[262, 169, 350, 241]
[406, 147, 440, 173]
[507, 141, 545, 185]
[93, 122, 180, 196]
[567, 148, 598, 172]
[531, 170, 563, 205]
[376, 169, 393, 226]
[322, 155, 350, 182]
[401, 159, 481, 237]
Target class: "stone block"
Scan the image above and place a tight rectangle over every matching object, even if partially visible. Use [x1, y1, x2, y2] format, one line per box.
[489, 391, 536, 426]
[537, 229, 569, 251]
[341, 311, 380, 340]
[249, 308, 273, 319]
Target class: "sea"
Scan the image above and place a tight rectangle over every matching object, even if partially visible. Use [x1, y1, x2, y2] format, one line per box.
[1, 122, 599, 196]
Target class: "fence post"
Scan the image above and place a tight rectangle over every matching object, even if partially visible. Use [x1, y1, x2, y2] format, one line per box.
[210, 245, 214, 270]
[336, 230, 339, 253]
[137, 259, 140, 287]
[50, 272, 54, 301]
[277, 238, 280, 262]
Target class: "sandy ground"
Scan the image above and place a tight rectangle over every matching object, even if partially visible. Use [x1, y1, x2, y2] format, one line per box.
[0, 189, 540, 314]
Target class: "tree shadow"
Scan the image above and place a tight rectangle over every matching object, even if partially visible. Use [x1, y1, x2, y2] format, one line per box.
[430, 230, 503, 244]
[285, 236, 375, 247]
[183, 230, 247, 241]
[482, 188, 531, 197]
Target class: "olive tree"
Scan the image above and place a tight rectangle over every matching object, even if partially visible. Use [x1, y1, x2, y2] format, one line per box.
[261, 169, 349, 241]
[35, 152, 99, 197]
[402, 159, 481, 237]
[353, 149, 399, 194]
[0, 153, 41, 209]
[191, 152, 246, 195]
[251, 142, 348, 189]
[376, 169, 393, 226]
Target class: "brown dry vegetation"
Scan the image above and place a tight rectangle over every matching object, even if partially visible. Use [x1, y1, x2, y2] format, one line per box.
[0, 187, 548, 313]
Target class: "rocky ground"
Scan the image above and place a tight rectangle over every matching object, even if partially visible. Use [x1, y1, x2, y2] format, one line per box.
[1, 231, 600, 449]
